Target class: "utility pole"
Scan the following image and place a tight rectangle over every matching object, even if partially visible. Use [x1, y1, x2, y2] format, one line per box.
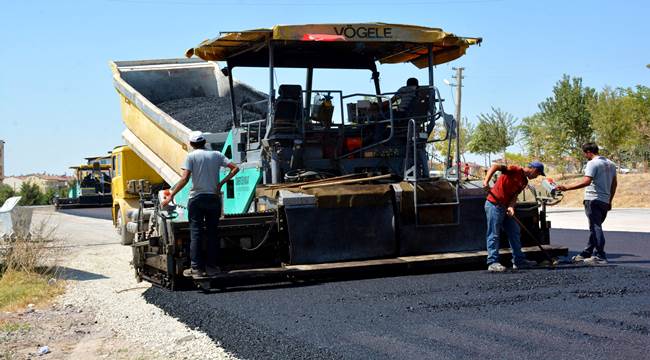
[452, 67, 464, 134]
[452, 67, 464, 168]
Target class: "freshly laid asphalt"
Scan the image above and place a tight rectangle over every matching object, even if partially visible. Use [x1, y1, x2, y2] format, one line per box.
[143, 228, 650, 360]
[63, 207, 650, 359]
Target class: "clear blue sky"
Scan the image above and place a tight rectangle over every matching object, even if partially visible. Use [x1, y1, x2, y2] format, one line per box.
[1, 0, 648, 175]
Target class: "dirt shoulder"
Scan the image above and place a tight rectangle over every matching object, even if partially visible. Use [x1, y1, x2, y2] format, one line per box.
[0, 207, 233, 360]
[1, 301, 153, 360]
[541, 173, 650, 208]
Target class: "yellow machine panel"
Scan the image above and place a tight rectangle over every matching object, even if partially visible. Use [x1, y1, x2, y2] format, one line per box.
[111, 145, 165, 230]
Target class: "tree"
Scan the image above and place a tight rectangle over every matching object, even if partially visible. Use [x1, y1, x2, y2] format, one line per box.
[0, 183, 15, 205]
[18, 182, 45, 206]
[589, 87, 633, 164]
[468, 107, 518, 163]
[41, 188, 59, 205]
[505, 152, 532, 165]
[432, 116, 475, 163]
[519, 113, 551, 160]
[536, 75, 596, 168]
[459, 117, 475, 163]
[624, 85, 650, 169]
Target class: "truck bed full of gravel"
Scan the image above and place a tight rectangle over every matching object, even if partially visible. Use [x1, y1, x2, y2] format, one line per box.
[157, 86, 267, 134]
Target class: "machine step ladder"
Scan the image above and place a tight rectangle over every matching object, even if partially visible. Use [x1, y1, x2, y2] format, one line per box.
[403, 119, 460, 227]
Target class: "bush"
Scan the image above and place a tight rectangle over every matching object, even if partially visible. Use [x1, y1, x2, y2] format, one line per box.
[0, 216, 63, 312]
[1, 220, 60, 274]
[18, 182, 44, 206]
[0, 183, 15, 205]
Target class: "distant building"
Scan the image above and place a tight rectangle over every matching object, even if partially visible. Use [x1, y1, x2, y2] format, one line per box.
[3, 173, 73, 192]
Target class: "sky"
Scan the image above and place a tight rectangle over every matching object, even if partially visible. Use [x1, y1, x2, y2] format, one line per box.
[1, 0, 648, 175]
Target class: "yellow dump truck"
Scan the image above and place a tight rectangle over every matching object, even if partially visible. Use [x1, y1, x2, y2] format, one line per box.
[111, 23, 567, 290]
[110, 145, 164, 245]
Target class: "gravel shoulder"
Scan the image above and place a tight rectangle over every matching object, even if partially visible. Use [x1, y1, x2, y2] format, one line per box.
[1, 207, 234, 360]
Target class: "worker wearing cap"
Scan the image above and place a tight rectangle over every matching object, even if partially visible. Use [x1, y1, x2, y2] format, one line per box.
[161, 131, 239, 277]
[557, 142, 617, 265]
[482, 161, 545, 272]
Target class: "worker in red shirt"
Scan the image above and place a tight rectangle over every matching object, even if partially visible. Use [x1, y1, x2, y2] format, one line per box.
[482, 161, 545, 272]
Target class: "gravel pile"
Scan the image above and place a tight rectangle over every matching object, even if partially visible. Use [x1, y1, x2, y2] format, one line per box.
[157, 85, 267, 133]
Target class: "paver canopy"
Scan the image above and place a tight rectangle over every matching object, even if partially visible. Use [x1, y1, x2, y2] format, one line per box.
[186, 23, 481, 69]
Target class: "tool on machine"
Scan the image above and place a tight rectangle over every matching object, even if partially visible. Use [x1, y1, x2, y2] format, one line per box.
[541, 178, 559, 197]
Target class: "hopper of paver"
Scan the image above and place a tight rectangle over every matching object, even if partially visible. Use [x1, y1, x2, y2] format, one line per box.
[110, 58, 266, 186]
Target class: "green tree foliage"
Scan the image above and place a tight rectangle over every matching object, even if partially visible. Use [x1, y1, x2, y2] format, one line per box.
[0, 184, 16, 205]
[432, 117, 474, 162]
[18, 182, 45, 206]
[536, 75, 596, 167]
[505, 152, 532, 165]
[497, 75, 647, 172]
[519, 113, 551, 160]
[589, 87, 633, 163]
[624, 85, 650, 166]
[468, 107, 518, 162]
[41, 188, 59, 205]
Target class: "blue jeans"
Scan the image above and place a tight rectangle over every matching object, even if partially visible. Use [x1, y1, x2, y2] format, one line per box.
[581, 200, 609, 259]
[187, 193, 222, 270]
[485, 200, 526, 265]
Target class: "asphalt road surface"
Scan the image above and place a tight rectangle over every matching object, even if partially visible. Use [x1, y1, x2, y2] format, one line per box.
[61, 207, 650, 359]
[57, 206, 112, 220]
[143, 227, 650, 360]
[552, 228, 650, 268]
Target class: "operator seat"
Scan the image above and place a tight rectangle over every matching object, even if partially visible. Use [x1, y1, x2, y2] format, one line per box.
[270, 84, 303, 139]
[407, 88, 432, 120]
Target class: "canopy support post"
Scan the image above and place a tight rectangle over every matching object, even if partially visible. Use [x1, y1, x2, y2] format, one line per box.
[226, 62, 238, 128]
[305, 67, 313, 119]
[266, 38, 275, 137]
[427, 44, 435, 116]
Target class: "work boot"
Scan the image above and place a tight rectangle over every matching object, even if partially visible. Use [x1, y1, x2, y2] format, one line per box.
[183, 268, 206, 278]
[206, 266, 221, 277]
[583, 256, 608, 266]
[512, 259, 537, 270]
[487, 263, 506, 272]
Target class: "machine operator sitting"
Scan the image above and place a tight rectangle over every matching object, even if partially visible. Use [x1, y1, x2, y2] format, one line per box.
[391, 77, 419, 118]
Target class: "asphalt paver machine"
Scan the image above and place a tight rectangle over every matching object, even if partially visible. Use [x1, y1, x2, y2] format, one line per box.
[55, 156, 113, 209]
[111, 23, 567, 290]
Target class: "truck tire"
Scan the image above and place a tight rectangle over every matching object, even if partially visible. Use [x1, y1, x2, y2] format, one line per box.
[118, 211, 134, 245]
